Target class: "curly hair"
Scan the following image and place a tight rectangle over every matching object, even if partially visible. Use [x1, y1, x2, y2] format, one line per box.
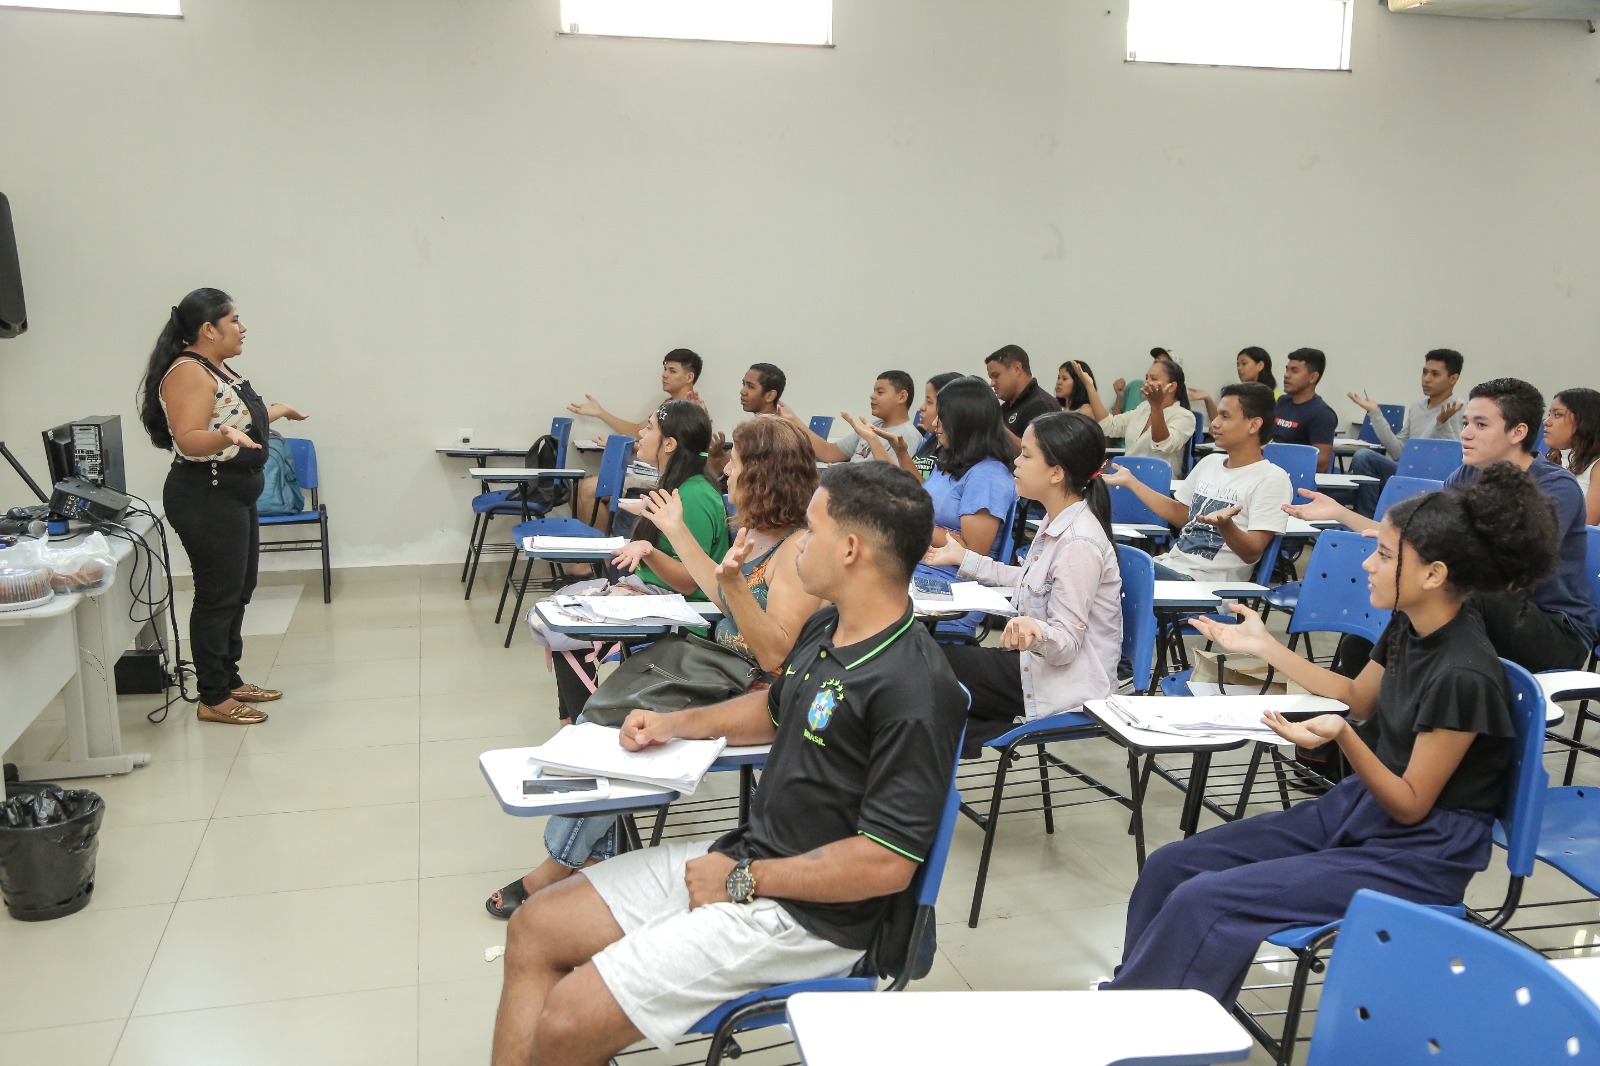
[730, 415, 816, 532]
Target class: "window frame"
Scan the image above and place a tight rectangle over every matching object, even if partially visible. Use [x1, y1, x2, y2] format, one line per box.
[556, 0, 833, 47]
[1125, 0, 1354, 73]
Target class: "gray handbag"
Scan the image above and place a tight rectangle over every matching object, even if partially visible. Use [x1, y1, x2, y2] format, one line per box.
[580, 632, 761, 727]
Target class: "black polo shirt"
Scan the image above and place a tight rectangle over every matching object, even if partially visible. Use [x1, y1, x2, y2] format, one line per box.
[711, 604, 967, 950]
[1000, 379, 1059, 437]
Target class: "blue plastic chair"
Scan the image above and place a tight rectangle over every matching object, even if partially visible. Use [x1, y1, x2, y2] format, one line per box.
[1265, 442, 1319, 502]
[958, 546, 1150, 926]
[660, 757, 966, 1066]
[1356, 404, 1405, 446]
[1109, 455, 1173, 535]
[1308, 890, 1600, 1065]
[1186, 410, 1207, 475]
[258, 437, 331, 603]
[1395, 438, 1463, 481]
[808, 415, 834, 440]
[1234, 659, 1550, 1065]
[1261, 529, 1388, 658]
[1554, 527, 1600, 784]
[1373, 475, 1442, 521]
[463, 417, 575, 600]
[495, 434, 634, 648]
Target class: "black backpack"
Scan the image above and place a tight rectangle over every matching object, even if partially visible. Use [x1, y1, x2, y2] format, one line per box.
[510, 434, 570, 512]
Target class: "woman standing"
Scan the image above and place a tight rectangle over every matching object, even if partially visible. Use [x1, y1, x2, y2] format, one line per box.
[1192, 347, 1276, 422]
[925, 412, 1122, 753]
[1543, 387, 1600, 524]
[137, 288, 306, 725]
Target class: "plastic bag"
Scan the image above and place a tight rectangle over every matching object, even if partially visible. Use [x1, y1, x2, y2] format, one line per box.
[0, 786, 105, 921]
[37, 532, 117, 594]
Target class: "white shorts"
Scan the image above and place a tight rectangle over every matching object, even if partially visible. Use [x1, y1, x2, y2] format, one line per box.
[584, 841, 864, 1051]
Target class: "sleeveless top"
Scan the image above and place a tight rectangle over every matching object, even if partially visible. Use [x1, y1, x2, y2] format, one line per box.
[159, 355, 269, 467]
[712, 530, 800, 670]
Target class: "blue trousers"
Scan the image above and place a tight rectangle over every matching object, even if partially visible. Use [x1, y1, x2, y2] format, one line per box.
[1102, 776, 1493, 1004]
[1350, 449, 1397, 517]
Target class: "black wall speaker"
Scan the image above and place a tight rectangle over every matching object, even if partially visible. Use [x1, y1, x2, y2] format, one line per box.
[0, 194, 27, 339]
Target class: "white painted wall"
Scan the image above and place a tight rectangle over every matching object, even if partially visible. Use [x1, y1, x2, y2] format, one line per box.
[1, 0, 1595, 571]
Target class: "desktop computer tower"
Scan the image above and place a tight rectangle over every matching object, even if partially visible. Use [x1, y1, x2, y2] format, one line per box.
[42, 416, 125, 493]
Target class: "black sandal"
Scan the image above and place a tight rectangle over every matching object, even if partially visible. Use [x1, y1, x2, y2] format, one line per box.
[486, 877, 531, 920]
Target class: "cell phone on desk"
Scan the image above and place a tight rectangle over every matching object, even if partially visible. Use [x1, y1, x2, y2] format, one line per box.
[522, 777, 605, 795]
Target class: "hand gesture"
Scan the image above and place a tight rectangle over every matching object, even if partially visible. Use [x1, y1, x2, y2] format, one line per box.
[221, 425, 262, 450]
[687, 390, 709, 414]
[839, 411, 875, 438]
[922, 538, 966, 568]
[637, 489, 686, 536]
[1112, 377, 1127, 397]
[1187, 602, 1273, 657]
[1071, 362, 1098, 393]
[868, 422, 911, 452]
[1193, 504, 1242, 529]
[776, 401, 804, 426]
[1346, 390, 1380, 414]
[684, 850, 738, 909]
[1282, 488, 1345, 522]
[715, 528, 756, 586]
[706, 431, 729, 476]
[1188, 386, 1210, 404]
[567, 394, 604, 418]
[1436, 400, 1463, 426]
[1141, 378, 1174, 405]
[1262, 712, 1347, 750]
[610, 540, 653, 573]
[619, 709, 674, 751]
[999, 615, 1046, 651]
[1100, 462, 1135, 488]
[276, 404, 308, 421]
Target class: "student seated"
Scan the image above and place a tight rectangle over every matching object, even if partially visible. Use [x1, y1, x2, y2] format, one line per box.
[786, 370, 923, 463]
[528, 401, 730, 722]
[1286, 377, 1599, 673]
[567, 348, 706, 532]
[912, 376, 1019, 636]
[1111, 348, 1174, 416]
[881, 371, 960, 481]
[1189, 346, 1276, 423]
[1544, 387, 1600, 525]
[1345, 348, 1465, 516]
[1102, 464, 1557, 1005]
[1075, 357, 1197, 472]
[489, 415, 821, 918]
[926, 412, 1122, 753]
[986, 344, 1060, 440]
[1273, 347, 1338, 473]
[738, 362, 785, 416]
[490, 463, 966, 1065]
[1102, 382, 1290, 583]
[1055, 359, 1098, 418]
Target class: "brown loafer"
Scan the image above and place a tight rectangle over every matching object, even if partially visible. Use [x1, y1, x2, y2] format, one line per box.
[230, 683, 282, 703]
[198, 702, 268, 725]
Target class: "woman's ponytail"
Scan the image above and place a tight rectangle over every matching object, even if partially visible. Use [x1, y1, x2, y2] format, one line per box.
[137, 287, 234, 449]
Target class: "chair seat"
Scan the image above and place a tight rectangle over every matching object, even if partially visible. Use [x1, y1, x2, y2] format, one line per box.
[1266, 903, 1466, 951]
[1263, 581, 1302, 611]
[258, 510, 322, 526]
[1526, 786, 1600, 894]
[687, 976, 877, 1035]
[472, 489, 513, 511]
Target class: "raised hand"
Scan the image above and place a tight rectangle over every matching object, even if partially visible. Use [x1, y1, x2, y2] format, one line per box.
[221, 425, 262, 450]
[1282, 488, 1346, 522]
[715, 528, 756, 585]
[567, 394, 604, 418]
[610, 540, 653, 573]
[1188, 386, 1210, 404]
[1142, 378, 1174, 405]
[1071, 362, 1098, 392]
[1346, 390, 1380, 413]
[1187, 602, 1272, 656]
[638, 489, 686, 536]
[1193, 504, 1242, 529]
[1436, 400, 1463, 426]
[922, 538, 966, 568]
[1262, 711, 1347, 750]
[776, 401, 805, 426]
[868, 422, 911, 451]
[999, 615, 1045, 651]
[1100, 463, 1136, 488]
[272, 403, 308, 421]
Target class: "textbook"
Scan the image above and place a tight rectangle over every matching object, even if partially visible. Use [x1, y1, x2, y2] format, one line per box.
[1098, 694, 1346, 743]
[524, 722, 726, 794]
[550, 593, 708, 626]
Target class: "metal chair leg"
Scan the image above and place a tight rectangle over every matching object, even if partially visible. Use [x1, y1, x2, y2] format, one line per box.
[503, 559, 535, 648]
[1564, 699, 1593, 787]
[461, 512, 482, 582]
[967, 748, 1014, 927]
[1037, 746, 1055, 835]
[319, 511, 331, 603]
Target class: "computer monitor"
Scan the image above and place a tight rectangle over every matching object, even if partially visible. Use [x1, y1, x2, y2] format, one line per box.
[41, 416, 125, 492]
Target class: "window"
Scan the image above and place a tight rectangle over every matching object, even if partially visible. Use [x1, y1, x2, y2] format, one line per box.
[0, 0, 179, 13]
[558, 0, 831, 46]
[1127, 0, 1353, 72]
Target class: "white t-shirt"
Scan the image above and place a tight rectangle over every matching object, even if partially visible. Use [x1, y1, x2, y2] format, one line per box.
[1155, 454, 1291, 581]
[834, 418, 926, 463]
[1099, 401, 1196, 469]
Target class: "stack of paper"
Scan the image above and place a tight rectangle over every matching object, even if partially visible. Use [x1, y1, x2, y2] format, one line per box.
[912, 581, 1017, 616]
[524, 722, 726, 793]
[1100, 694, 1346, 742]
[552, 594, 707, 626]
[524, 535, 626, 552]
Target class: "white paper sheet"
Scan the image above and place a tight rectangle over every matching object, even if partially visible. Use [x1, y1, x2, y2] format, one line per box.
[524, 722, 726, 793]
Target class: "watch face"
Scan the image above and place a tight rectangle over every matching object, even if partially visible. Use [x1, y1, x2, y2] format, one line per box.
[726, 863, 755, 903]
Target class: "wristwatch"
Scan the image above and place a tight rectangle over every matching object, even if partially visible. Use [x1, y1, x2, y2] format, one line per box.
[725, 857, 757, 904]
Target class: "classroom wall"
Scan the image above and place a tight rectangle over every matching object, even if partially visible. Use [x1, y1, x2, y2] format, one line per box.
[1, 0, 1595, 571]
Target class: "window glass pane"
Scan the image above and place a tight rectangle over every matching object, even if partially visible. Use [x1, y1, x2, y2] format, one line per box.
[1127, 0, 1352, 71]
[559, 0, 832, 46]
[0, 1, 180, 14]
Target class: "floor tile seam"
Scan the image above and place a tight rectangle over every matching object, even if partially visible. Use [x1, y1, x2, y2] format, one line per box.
[123, 978, 426, 1023]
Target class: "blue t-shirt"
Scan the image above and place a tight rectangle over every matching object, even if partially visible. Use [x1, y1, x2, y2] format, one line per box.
[914, 457, 1017, 586]
[1445, 459, 1599, 647]
[1274, 394, 1338, 450]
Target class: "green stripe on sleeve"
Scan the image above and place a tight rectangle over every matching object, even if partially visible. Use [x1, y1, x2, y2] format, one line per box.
[858, 831, 924, 863]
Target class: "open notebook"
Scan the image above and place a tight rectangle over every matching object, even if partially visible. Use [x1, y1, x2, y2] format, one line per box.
[524, 722, 726, 794]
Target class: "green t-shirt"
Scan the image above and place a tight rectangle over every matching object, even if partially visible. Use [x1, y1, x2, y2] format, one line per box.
[637, 473, 731, 600]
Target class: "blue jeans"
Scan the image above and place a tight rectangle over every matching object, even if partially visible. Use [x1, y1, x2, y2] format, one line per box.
[1350, 449, 1397, 518]
[544, 810, 618, 868]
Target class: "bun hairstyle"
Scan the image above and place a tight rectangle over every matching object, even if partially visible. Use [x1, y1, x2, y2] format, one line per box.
[630, 399, 714, 546]
[1028, 412, 1113, 544]
[137, 287, 235, 449]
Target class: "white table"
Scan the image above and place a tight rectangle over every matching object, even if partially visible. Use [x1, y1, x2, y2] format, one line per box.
[468, 467, 588, 481]
[786, 989, 1251, 1066]
[1315, 473, 1378, 491]
[0, 592, 84, 764]
[1154, 581, 1268, 610]
[1551, 957, 1600, 1006]
[1539, 670, 1600, 726]
[532, 598, 724, 639]
[435, 446, 525, 459]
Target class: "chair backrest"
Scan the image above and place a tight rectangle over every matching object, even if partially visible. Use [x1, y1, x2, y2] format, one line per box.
[1286, 530, 1390, 642]
[875, 754, 965, 988]
[1252, 533, 1284, 587]
[1498, 658, 1551, 880]
[1309, 889, 1600, 1065]
[594, 435, 635, 514]
[1264, 442, 1318, 501]
[1587, 526, 1600, 623]
[1373, 476, 1443, 521]
[1109, 456, 1173, 528]
[549, 416, 573, 467]
[1395, 438, 1463, 481]
[284, 437, 318, 493]
[809, 415, 834, 439]
[1187, 410, 1207, 474]
[1117, 544, 1156, 693]
[1357, 404, 1406, 446]
[989, 495, 1019, 564]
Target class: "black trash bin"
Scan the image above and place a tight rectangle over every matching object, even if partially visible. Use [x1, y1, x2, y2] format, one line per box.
[0, 785, 105, 921]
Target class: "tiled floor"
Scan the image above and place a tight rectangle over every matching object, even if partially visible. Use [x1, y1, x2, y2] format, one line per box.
[2, 571, 1597, 1064]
